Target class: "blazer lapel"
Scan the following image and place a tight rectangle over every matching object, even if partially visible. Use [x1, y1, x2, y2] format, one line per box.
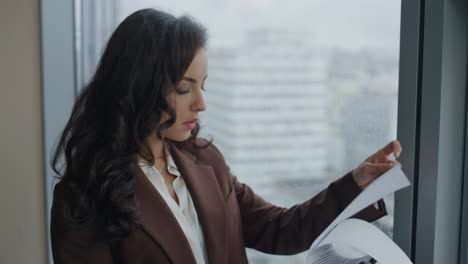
[134, 167, 197, 264]
[169, 143, 228, 264]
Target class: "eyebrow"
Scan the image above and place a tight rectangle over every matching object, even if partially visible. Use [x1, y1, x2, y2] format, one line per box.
[182, 75, 208, 84]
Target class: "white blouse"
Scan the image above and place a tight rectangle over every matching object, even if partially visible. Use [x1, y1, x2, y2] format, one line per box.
[138, 151, 208, 264]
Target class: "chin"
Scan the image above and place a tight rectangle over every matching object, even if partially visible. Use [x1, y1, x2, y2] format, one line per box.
[166, 132, 192, 142]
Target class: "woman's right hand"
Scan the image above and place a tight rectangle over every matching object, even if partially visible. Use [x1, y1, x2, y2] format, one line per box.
[351, 140, 403, 190]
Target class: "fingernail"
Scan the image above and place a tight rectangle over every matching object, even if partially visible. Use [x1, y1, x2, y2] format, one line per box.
[397, 151, 401, 158]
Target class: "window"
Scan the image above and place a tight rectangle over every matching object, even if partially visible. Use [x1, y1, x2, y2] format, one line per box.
[43, 0, 468, 263]
[77, 0, 401, 263]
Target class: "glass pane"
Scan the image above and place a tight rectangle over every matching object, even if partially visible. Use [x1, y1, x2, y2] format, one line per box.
[79, 0, 401, 263]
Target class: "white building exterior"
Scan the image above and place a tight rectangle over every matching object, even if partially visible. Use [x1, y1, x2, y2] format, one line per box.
[201, 28, 329, 185]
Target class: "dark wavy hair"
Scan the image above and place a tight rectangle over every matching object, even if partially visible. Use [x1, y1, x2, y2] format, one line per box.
[51, 8, 208, 245]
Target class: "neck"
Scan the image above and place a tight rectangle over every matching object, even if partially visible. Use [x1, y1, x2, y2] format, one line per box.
[139, 135, 166, 163]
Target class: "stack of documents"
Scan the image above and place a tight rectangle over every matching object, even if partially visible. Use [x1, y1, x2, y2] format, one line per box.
[306, 166, 413, 264]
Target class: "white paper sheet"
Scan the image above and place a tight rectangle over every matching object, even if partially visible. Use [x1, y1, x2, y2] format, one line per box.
[310, 165, 411, 250]
[310, 218, 412, 264]
[307, 243, 373, 264]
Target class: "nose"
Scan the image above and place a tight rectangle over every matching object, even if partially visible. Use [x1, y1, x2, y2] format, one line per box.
[191, 89, 207, 112]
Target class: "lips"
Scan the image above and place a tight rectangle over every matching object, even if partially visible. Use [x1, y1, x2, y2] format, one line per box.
[183, 118, 198, 129]
[184, 118, 198, 124]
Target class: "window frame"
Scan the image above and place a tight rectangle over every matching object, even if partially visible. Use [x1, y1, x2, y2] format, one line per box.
[40, 1, 77, 263]
[462, 109, 468, 264]
[395, 0, 468, 263]
[40, 0, 468, 263]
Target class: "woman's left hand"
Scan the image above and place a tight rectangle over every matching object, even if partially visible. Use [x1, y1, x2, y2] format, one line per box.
[352, 140, 403, 190]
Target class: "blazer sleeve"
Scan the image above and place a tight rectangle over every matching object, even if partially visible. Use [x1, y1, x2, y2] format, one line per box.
[50, 183, 114, 264]
[231, 169, 387, 255]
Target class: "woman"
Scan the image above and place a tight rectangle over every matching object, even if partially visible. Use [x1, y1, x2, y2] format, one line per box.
[50, 8, 402, 264]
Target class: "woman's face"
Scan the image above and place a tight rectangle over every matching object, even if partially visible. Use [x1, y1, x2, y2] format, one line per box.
[161, 48, 208, 141]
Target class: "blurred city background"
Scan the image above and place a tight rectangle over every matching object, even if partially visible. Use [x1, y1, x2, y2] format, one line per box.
[77, 0, 401, 262]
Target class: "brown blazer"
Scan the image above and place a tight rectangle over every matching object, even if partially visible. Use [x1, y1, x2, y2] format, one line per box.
[51, 139, 387, 263]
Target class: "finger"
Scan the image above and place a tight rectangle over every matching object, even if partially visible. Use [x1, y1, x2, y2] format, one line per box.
[356, 162, 395, 189]
[379, 140, 402, 158]
[364, 162, 395, 176]
[383, 158, 403, 168]
[382, 155, 396, 163]
[393, 160, 402, 168]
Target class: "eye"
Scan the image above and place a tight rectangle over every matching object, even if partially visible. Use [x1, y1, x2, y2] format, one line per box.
[201, 86, 206, 91]
[175, 84, 190, 94]
[175, 89, 189, 95]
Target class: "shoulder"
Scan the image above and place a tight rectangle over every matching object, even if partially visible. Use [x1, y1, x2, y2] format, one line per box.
[51, 180, 68, 209]
[50, 180, 95, 227]
[50, 180, 77, 222]
[174, 137, 226, 163]
[50, 181, 71, 232]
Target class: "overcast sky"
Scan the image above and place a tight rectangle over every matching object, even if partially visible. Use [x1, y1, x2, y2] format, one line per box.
[118, 0, 401, 53]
